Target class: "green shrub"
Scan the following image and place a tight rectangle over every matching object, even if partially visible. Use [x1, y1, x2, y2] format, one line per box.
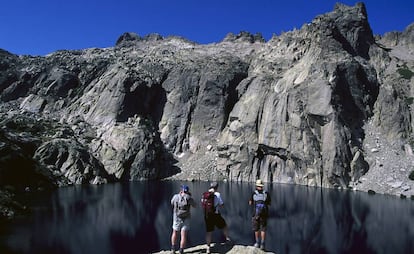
[397, 66, 414, 80]
[406, 97, 414, 105]
[409, 170, 414, 181]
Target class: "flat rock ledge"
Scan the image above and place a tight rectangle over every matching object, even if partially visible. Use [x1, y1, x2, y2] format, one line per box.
[154, 243, 275, 254]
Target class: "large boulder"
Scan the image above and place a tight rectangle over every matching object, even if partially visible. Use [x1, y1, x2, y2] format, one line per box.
[34, 138, 110, 185]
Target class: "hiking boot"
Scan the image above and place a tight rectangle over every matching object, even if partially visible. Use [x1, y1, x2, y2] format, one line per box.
[225, 237, 233, 245]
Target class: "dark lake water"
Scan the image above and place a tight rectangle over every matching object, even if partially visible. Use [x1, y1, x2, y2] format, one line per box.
[0, 181, 413, 254]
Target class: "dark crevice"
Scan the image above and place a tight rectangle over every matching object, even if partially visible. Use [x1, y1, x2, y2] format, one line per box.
[176, 101, 196, 154]
[117, 73, 168, 127]
[120, 157, 134, 181]
[221, 72, 248, 130]
[175, 75, 201, 154]
[257, 144, 289, 161]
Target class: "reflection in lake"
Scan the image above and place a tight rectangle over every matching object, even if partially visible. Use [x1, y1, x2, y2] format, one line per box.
[0, 181, 413, 254]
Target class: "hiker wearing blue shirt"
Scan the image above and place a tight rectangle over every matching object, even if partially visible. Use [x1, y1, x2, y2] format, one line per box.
[170, 185, 196, 254]
[249, 179, 271, 250]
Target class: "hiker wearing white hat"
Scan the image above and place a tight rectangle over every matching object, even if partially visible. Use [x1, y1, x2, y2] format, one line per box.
[249, 179, 271, 250]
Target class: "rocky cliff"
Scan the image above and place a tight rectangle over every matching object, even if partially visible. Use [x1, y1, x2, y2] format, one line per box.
[1, 3, 413, 218]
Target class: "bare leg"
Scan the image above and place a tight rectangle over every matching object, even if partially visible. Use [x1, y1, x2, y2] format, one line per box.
[223, 226, 230, 240]
[206, 231, 212, 253]
[180, 229, 187, 249]
[261, 231, 266, 242]
[260, 231, 266, 249]
[171, 230, 178, 248]
[206, 231, 212, 245]
[254, 231, 260, 243]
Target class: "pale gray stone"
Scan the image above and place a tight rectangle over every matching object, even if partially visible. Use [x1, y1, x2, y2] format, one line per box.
[0, 2, 413, 201]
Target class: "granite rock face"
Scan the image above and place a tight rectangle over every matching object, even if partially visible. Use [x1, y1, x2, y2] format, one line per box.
[0, 2, 413, 203]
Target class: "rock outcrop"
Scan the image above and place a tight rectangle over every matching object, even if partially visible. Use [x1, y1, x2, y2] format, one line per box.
[217, 3, 379, 188]
[1, 2, 414, 219]
[155, 244, 275, 254]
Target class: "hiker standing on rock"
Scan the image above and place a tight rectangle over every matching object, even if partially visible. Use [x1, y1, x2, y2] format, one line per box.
[170, 185, 196, 254]
[201, 182, 231, 254]
[249, 179, 271, 250]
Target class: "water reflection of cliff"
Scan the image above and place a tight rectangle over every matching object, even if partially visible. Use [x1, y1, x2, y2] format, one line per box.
[1, 182, 176, 253]
[1, 182, 413, 254]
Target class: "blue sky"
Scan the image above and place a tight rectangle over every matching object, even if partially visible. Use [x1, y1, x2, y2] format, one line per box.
[1, 0, 413, 56]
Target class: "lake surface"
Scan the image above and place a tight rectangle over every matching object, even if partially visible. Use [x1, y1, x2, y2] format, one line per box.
[0, 181, 413, 254]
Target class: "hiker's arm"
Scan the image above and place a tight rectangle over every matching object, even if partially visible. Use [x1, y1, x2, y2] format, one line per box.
[218, 197, 224, 208]
[215, 193, 224, 206]
[248, 193, 253, 205]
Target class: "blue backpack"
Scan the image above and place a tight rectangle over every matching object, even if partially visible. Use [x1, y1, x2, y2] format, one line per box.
[253, 190, 268, 218]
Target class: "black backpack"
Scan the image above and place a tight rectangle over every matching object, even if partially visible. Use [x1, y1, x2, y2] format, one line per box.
[253, 190, 268, 218]
[201, 191, 215, 217]
[175, 193, 191, 218]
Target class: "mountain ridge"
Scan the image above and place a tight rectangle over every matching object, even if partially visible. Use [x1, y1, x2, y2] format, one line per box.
[1, 2, 413, 219]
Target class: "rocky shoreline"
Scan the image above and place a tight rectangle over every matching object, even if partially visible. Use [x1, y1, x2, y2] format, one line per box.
[154, 243, 275, 254]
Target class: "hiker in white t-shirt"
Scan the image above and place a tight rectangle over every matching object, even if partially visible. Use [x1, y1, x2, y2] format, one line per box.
[202, 182, 231, 254]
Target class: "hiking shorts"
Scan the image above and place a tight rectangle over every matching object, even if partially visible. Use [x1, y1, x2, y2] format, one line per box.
[252, 216, 267, 232]
[204, 213, 227, 232]
[172, 214, 190, 231]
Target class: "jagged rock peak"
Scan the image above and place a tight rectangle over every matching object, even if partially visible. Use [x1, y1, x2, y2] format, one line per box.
[143, 33, 164, 41]
[0, 1, 413, 200]
[115, 32, 164, 46]
[222, 31, 265, 43]
[334, 2, 368, 17]
[115, 32, 141, 45]
[307, 2, 374, 58]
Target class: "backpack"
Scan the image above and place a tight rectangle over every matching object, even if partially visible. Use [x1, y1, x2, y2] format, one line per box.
[253, 190, 268, 218]
[201, 191, 215, 217]
[175, 193, 191, 218]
